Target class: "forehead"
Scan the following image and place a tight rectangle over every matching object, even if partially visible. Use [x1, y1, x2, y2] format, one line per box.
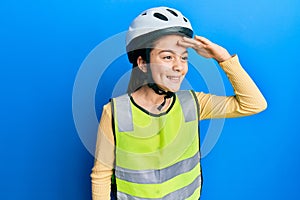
[152, 35, 187, 52]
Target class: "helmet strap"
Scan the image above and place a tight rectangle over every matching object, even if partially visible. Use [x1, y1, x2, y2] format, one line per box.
[144, 48, 174, 111]
[147, 83, 174, 111]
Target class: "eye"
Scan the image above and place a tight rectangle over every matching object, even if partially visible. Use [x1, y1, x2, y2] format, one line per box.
[163, 55, 172, 60]
[181, 56, 188, 62]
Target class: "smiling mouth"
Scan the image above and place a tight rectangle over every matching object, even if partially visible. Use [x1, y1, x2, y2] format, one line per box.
[167, 76, 181, 82]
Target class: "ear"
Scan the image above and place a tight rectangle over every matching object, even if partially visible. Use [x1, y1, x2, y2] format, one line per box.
[136, 56, 147, 73]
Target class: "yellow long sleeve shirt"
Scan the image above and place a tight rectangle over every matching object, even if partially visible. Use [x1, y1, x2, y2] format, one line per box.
[90, 55, 267, 199]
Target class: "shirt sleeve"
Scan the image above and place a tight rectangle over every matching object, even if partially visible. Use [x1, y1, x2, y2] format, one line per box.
[91, 103, 115, 200]
[196, 54, 267, 120]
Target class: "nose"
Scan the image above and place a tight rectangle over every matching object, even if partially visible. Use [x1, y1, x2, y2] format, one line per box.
[172, 56, 185, 72]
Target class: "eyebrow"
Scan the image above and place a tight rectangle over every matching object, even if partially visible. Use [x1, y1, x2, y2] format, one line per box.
[158, 49, 188, 55]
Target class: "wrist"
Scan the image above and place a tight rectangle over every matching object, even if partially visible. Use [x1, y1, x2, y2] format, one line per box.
[216, 52, 232, 63]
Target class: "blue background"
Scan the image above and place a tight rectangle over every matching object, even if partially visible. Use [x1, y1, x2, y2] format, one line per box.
[1, 0, 299, 199]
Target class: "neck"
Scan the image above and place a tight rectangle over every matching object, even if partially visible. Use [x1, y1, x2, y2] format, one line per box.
[132, 85, 166, 106]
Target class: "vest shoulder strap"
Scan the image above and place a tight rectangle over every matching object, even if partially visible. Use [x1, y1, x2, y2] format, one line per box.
[112, 94, 133, 132]
[112, 90, 199, 132]
[176, 90, 199, 122]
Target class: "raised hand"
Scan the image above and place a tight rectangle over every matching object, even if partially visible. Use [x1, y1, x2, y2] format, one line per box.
[178, 35, 232, 63]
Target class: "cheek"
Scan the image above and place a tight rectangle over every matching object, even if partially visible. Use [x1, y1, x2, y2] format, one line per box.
[147, 66, 160, 83]
[150, 64, 166, 76]
[181, 64, 188, 76]
[184, 66, 188, 75]
[151, 69, 164, 82]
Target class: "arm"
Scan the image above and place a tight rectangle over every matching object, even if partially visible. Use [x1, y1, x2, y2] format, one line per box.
[197, 55, 267, 119]
[178, 36, 267, 119]
[91, 103, 115, 200]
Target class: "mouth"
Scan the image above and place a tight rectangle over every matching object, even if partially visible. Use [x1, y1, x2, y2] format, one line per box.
[166, 76, 181, 82]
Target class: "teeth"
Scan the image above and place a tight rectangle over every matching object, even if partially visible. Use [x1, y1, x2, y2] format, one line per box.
[167, 76, 180, 80]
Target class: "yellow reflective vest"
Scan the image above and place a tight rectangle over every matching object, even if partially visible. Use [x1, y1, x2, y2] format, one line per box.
[111, 90, 202, 199]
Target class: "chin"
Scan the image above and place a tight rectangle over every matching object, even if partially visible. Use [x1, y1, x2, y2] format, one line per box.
[167, 86, 180, 93]
[157, 83, 181, 93]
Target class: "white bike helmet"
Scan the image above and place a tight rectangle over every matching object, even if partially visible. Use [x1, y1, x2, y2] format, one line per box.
[126, 6, 193, 63]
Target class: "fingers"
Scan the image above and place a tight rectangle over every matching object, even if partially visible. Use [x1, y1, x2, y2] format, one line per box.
[178, 35, 212, 47]
[177, 40, 197, 48]
[177, 37, 205, 49]
[194, 35, 211, 45]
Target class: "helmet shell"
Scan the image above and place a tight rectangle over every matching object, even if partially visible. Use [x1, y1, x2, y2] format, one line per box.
[126, 6, 193, 55]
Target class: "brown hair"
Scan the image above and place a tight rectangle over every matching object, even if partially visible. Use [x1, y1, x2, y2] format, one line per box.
[127, 48, 152, 94]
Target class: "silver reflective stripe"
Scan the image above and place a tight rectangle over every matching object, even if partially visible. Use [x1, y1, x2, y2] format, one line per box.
[115, 152, 200, 184]
[114, 94, 133, 132]
[114, 91, 196, 131]
[117, 175, 201, 200]
[176, 90, 197, 122]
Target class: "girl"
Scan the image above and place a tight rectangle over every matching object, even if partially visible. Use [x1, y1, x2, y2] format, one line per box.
[91, 6, 267, 200]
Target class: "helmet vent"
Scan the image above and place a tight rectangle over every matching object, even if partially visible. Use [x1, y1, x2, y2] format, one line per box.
[183, 17, 188, 22]
[141, 12, 147, 16]
[166, 9, 178, 17]
[153, 13, 168, 21]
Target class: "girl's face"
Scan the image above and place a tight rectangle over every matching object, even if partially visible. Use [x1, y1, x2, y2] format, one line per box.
[149, 35, 188, 92]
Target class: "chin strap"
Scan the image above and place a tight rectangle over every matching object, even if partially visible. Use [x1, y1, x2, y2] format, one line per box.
[148, 83, 174, 111]
[145, 50, 174, 111]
